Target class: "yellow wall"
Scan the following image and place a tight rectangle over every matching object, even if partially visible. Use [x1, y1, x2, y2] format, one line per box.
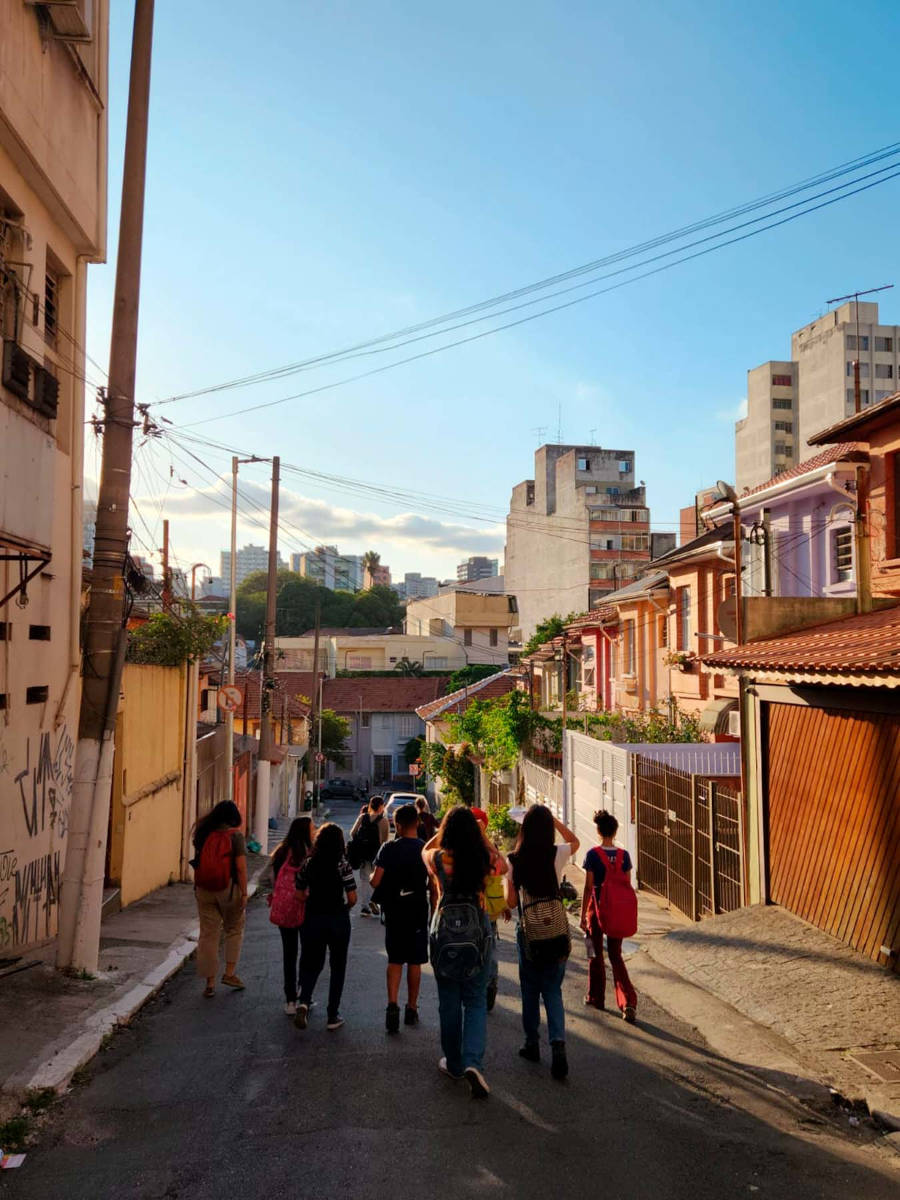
[108, 664, 185, 907]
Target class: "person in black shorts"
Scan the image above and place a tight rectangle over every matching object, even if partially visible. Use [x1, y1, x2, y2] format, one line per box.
[370, 804, 429, 1034]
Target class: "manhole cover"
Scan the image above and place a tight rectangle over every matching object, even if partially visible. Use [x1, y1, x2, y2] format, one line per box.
[849, 1050, 900, 1082]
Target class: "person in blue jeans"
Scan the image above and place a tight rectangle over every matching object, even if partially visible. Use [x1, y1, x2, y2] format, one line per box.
[506, 805, 579, 1080]
[423, 806, 507, 1099]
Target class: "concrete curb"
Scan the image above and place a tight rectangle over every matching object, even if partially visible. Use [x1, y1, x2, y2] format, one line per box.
[11, 863, 269, 1101]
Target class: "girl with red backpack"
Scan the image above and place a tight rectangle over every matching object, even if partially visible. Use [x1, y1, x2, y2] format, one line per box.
[579, 810, 638, 1023]
[191, 801, 248, 998]
[269, 817, 314, 1016]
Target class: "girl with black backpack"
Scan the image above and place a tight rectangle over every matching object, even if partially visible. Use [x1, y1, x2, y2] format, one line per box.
[506, 805, 580, 1080]
[269, 817, 314, 1016]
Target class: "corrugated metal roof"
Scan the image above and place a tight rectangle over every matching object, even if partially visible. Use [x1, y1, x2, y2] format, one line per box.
[610, 742, 742, 776]
[702, 603, 900, 679]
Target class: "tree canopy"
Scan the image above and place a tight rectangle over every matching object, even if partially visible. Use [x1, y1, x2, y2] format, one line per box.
[235, 572, 403, 640]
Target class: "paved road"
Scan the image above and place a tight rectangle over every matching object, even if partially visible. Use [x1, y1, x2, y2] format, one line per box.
[6, 799, 895, 1199]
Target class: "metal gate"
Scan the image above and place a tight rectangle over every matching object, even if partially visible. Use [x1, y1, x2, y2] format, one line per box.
[635, 758, 745, 921]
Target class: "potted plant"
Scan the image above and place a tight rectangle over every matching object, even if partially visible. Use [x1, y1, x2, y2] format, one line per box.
[663, 650, 696, 672]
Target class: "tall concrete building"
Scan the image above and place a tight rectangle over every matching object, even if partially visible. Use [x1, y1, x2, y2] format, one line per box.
[220, 543, 286, 586]
[291, 545, 363, 592]
[457, 556, 499, 583]
[505, 445, 651, 641]
[395, 572, 439, 600]
[736, 302, 900, 490]
[1, 0, 109, 953]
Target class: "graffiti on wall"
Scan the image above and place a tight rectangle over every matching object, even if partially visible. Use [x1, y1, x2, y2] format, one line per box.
[0, 726, 72, 950]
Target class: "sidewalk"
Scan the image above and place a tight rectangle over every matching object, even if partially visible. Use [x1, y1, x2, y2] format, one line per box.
[0, 852, 270, 1121]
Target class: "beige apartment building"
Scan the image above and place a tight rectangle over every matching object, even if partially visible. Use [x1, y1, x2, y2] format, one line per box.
[0, 1, 108, 953]
[275, 629, 469, 674]
[736, 302, 900, 490]
[405, 588, 515, 668]
[505, 445, 651, 642]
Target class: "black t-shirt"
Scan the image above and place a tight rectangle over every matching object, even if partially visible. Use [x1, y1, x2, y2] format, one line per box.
[374, 837, 428, 925]
[296, 855, 356, 917]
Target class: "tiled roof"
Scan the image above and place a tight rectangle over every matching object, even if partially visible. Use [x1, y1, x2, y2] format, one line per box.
[736, 445, 867, 501]
[809, 391, 900, 446]
[323, 675, 448, 713]
[228, 671, 317, 721]
[566, 606, 617, 631]
[415, 670, 515, 721]
[701, 603, 900, 682]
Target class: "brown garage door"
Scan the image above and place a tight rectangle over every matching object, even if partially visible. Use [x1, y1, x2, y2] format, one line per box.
[766, 701, 900, 971]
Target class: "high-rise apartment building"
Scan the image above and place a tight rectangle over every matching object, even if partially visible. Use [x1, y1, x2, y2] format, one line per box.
[364, 563, 391, 590]
[457, 556, 499, 583]
[736, 302, 900, 490]
[291, 545, 363, 592]
[220, 544, 286, 586]
[505, 445, 651, 641]
[395, 572, 440, 600]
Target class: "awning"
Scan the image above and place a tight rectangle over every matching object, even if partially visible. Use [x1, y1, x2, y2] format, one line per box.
[698, 698, 738, 735]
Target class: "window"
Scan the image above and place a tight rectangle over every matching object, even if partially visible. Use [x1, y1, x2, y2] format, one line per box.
[875, 336, 893, 352]
[621, 533, 649, 552]
[846, 388, 869, 406]
[585, 485, 597, 494]
[463, 629, 472, 647]
[772, 398, 793, 410]
[606, 486, 620, 495]
[773, 420, 793, 433]
[623, 620, 635, 674]
[590, 507, 620, 522]
[771, 373, 792, 386]
[846, 334, 870, 351]
[659, 615, 667, 648]
[44, 271, 59, 346]
[590, 562, 617, 580]
[678, 586, 691, 650]
[397, 714, 418, 737]
[361, 712, 371, 728]
[489, 628, 498, 647]
[577, 457, 590, 471]
[427, 656, 448, 669]
[618, 460, 631, 473]
[847, 361, 870, 377]
[26, 685, 49, 704]
[876, 390, 894, 402]
[832, 528, 853, 583]
[875, 363, 893, 379]
[346, 654, 373, 669]
[28, 625, 51, 640]
[774, 441, 788, 457]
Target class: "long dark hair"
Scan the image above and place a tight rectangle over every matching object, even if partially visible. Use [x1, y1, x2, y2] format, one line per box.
[510, 804, 557, 897]
[304, 822, 346, 890]
[193, 800, 242, 855]
[273, 817, 313, 875]
[436, 806, 490, 896]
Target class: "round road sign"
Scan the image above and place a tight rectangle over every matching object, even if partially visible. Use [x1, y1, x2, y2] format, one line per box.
[217, 685, 243, 713]
[409, 764, 421, 776]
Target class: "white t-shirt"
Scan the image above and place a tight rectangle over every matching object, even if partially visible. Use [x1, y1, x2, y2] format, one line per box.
[553, 843, 572, 883]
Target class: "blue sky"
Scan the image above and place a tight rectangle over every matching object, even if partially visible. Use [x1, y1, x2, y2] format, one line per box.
[85, 0, 900, 587]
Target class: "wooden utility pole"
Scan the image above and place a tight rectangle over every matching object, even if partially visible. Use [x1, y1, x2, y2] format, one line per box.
[161, 519, 171, 612]
[254, 456, 280, 848]
[307, 601, 321, 805]
[58, 0, 155, 972]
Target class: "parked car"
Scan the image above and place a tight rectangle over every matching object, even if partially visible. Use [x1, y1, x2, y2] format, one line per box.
[319, 778, 361, 800]
[384, 792, 422, 828]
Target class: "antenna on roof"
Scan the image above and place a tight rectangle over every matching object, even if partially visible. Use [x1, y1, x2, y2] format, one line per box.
[825, 284, 893, 414]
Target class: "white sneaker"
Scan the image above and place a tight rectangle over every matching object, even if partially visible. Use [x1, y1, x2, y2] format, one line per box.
[327, 1015, 344, 1031]
[464, 1067, 490, 1098]
[438, 1057, 462, 1080]
[284, 1001, 297, 1016]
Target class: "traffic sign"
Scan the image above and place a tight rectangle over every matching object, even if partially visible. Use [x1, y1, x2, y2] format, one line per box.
[315, 752, 325, 763]
[217, 685, 243, 713]
[409, 763, 421, 776]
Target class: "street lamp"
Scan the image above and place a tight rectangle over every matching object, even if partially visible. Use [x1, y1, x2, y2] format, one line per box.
[189, 562, 211, 602]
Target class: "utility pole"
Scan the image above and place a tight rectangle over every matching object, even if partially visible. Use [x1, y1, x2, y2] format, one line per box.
[254, 456, 280, 850]
[826, 285, 893, 413]
[58, 0, 155, 972]
[161, 519, 171, 612]
[307, 601, 321, 808]
[226, 454, 263, 802]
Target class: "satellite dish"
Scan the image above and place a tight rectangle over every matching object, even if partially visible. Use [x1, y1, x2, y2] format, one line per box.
[717, 598, 737, 643]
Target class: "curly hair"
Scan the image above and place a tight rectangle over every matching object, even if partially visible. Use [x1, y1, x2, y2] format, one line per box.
[436, 805, 491, 896]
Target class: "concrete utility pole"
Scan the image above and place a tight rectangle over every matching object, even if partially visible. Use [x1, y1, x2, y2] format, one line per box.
[161, 519, 171, 612]
[254, 456, 280, 849]
[58, 0, 155, 972]
[307, 601, 321, 808]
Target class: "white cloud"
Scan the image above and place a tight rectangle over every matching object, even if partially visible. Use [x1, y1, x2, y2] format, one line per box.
[716, 396, 747, 423]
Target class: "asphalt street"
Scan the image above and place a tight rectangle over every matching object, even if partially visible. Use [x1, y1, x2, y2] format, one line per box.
[5, 798, 896, 1199]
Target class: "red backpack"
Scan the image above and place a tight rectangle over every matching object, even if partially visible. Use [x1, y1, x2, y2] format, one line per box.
[194, 830, 235, 891]
[592, 847, 637, 939]
[268, 856, 307, 928]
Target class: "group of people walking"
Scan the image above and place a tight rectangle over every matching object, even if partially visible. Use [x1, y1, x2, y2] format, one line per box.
[191, 794, 638, 1100]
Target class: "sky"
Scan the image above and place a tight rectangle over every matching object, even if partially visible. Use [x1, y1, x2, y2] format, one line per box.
[85, 0, 900, 590]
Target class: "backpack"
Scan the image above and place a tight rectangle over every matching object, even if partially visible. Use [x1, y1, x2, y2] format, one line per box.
[592, 847, 638, 940]
[194, 830, 235, 891]
[428, 852, 488, 981]
[268, 855, 307, 928]
[346, 814, 379, 870]
[518, 883, 571, 966]
[484, 873, 507, 921]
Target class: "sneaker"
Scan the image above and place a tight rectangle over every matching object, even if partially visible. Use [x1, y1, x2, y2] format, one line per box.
[584, 996, 605, 1010]
[221, 974, 245, 990]
[404, 1005, 419, 1027]
[293, 1003, 309, 1030]
[518, 1040, 540, 1063]
[486, 979, 498, 1012]
[284, 1001, 297, 1016]
[623, 1005, 637, 1025]
[438, 1057, 462, 1080]
[464, 1067, 490, 1099]
[386, 1002, 401, 1034]
[550, 1040, 569, 1080]
[360, 905, 373, 918]
[369, 902, 381, 917]
[327, 1015, 344, 1031]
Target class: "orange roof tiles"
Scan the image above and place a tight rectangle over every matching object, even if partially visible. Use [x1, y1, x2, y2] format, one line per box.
[702, 603, 900, 679]
[737, 444, 867, 500]
[323, 675, 448, 714]
[415, 670, 516, 721]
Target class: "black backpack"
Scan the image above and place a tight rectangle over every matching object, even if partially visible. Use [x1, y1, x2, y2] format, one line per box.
[347, 813, 379, 869]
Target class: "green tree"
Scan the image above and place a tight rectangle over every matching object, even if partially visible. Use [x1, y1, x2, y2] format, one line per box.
[521, 612, 582, 659]
[446, 690, 536, 772]
[446, 663, 498, 693]
[403, 736, 423, 765]
[394, 656, 424, 677]
[127, 610, 227, 667]
[305, 708, 351, 768]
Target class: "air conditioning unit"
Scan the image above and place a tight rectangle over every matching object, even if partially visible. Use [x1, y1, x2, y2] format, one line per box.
[2, 339, 31, 400]
[727, 709, 741, 737]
